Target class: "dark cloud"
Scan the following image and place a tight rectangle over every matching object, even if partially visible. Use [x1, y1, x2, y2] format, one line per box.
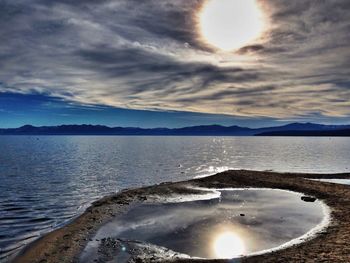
[0, 0, 349, 119]
[75, 45, 261, 97]
[237, 44, 265, 54]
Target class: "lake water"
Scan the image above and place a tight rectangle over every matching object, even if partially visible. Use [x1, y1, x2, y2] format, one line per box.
[311, 179, 350, 185]
[0, 136, 349, 261]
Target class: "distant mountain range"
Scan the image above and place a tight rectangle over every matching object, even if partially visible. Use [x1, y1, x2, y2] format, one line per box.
[0, 123, 350, 136]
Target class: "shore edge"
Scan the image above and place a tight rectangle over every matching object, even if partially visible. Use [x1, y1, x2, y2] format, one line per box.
[13, 170, 350, 263]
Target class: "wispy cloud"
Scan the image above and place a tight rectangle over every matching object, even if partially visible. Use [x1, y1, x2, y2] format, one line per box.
[0, 0, 349, 120]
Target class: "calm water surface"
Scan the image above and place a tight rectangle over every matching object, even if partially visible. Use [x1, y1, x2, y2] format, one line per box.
[311, 179, 350, 185]
[0, 136, 349, 260]
[80, 189, 327, 262]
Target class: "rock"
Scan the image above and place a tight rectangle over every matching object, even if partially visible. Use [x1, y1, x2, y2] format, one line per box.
[63, 246, 70, 251]
[240, 213, 245, 217]
[301, 196, 316, 202]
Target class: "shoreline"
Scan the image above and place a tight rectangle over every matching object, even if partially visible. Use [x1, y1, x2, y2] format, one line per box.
[13, 170, 350, 262]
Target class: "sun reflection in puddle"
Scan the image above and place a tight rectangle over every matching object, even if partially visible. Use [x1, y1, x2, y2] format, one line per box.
[213, 230, 245, 258]
[80, 188, 329, 262]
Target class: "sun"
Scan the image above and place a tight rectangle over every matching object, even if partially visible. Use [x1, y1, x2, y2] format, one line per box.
[213, 231, 245, 258]
[199, 0, 265, 51]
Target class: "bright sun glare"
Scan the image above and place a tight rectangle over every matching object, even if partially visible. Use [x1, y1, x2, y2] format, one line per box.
[199, 0, 264, 51]
[213, 232, 245, 258]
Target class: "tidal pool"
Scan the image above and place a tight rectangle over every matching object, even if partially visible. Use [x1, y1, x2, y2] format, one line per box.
[311, 179, 350, 186]
[80, 188, 329, 262]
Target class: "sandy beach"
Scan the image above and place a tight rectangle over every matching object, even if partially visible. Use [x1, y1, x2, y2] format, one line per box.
[13, 170, 350, 263]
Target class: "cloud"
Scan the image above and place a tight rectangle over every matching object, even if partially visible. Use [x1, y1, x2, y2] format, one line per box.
[0, 0, 349, 120]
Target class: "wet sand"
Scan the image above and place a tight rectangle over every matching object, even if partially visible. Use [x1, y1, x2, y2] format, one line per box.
[13, 170, 350, 263]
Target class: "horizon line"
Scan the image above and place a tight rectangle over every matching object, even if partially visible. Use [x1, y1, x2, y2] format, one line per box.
[1, 121, 350, 130]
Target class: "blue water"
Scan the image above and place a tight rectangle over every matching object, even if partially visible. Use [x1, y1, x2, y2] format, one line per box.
[0, 136, 349, 261]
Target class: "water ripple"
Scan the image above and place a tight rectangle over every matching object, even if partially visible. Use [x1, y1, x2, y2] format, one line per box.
[0, 136, 349, 261]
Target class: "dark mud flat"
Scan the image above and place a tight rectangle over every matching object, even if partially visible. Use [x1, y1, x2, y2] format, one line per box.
[13, 170, 350, 263]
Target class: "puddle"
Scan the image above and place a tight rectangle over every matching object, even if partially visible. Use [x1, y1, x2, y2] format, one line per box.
[311, 179, 350, 186]
[80, 188, 329, 262]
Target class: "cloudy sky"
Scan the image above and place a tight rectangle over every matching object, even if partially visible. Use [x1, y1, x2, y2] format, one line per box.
[0, 0, 349, 128]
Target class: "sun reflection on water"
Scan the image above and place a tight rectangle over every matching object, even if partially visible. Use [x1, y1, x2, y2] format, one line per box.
[213, 230, 245, 258]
